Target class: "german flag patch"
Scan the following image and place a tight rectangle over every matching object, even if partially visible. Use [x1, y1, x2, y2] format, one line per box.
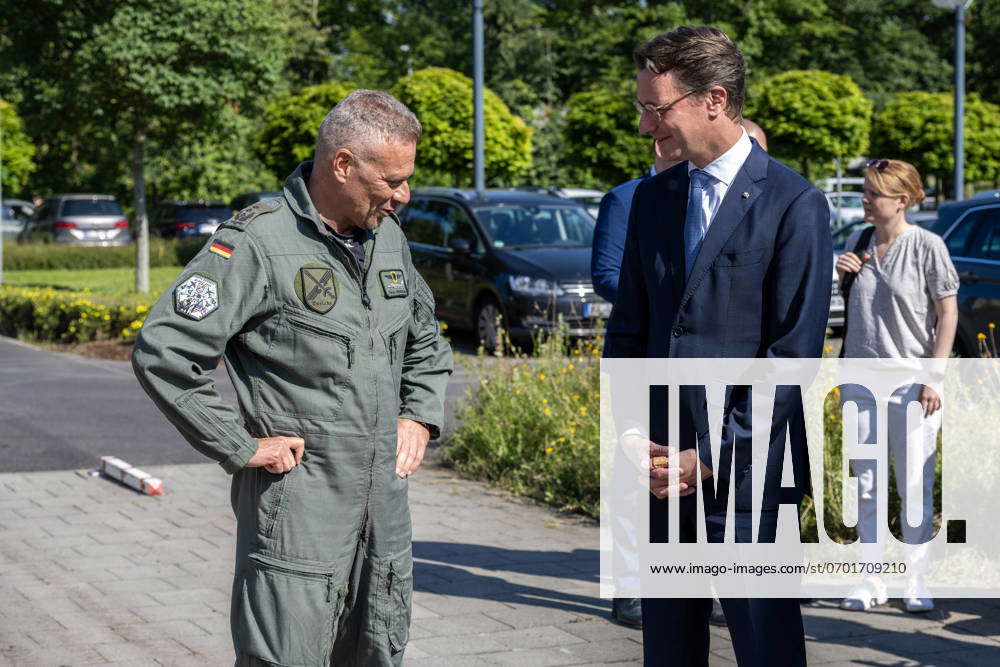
[209, 241, 234, 259]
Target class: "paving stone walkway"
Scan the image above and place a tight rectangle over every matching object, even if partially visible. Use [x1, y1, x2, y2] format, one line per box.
[1, 462, 999, 665]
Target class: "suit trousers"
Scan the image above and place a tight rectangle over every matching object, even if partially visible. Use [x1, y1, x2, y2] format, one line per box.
[642, 497, 806, 667]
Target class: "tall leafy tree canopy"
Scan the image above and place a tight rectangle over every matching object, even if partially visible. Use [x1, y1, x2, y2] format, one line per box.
[0, 100, 36, 196]
[870, 92, 1000, 195]
[747, 70, 872, 179]
[391, 68, 533, 188]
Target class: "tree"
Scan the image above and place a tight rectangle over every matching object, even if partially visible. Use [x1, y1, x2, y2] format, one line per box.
[561, 81, 651, 190]
[256, 81, 356, 182]
[0, 99, 36, 196]
[391, 68, 532, 187]
[148, 108, 280, 204]
[870, 92, 1000, 198]
[0, 0, 287, 291]
[81, 0, 286, 291]
[747, 70, 872, 180]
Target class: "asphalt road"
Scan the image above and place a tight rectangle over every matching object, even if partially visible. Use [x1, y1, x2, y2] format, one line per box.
[0, 335, 471, 473]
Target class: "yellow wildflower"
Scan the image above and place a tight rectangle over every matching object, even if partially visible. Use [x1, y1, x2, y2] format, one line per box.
[538, 373, 546, 380]
[544, 408, 551, 416]
[545, 447, 554, 454]
[978, 333, 987, 340]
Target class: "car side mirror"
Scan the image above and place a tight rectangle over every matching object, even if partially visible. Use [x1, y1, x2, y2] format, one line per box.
[449, 238, 471, 254]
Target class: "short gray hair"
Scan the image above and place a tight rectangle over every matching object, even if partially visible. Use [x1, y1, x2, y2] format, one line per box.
[315, 90, 422, 163]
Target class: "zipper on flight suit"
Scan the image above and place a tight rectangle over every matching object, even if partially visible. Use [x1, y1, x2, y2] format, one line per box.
[284, 315, 354, 368]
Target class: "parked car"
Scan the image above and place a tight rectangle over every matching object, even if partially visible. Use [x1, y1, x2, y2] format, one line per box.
[19, 194, 131, 246]
[554, 187, 604, 219]
[826, 190, 865, 228]
[1, 199, 34, 239]
[504, 186, 604, 219]
[152, 200, 230, 238]
[230, 191, 282, 214]
[930, 197, 1000, 356]
[398, 188, 606, 350]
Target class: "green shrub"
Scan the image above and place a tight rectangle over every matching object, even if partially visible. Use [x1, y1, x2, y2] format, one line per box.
[2, 238, 204, 271]
[443, 328, 603, 517]
[0, 285, 153, 343]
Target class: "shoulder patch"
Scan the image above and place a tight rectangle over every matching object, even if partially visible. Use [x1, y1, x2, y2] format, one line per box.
[222, 198, 282, 231]
[174, 273, 220, 320]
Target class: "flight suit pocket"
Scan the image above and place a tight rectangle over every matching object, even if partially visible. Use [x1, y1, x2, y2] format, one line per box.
[237, 553, 343, 667]
[383, 321, 409, 397]
[255, 306, 355, 421]
[257, 467, 295, 540]
[376, 554, 413, 654]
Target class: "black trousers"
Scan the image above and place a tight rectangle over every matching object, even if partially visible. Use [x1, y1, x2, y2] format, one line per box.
[641, 496, 806, 667]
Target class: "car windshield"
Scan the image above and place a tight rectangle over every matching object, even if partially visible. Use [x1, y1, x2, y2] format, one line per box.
[62, 200, 123, 216]
[476, 204, 594, 248]
[178, 207, 230, 222]
[830, 193, 863, 207]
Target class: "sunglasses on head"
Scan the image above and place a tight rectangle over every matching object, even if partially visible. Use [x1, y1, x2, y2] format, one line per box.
[866, 159, 890, 171]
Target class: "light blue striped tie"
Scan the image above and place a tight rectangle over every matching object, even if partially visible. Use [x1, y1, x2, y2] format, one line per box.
[684, 169, 711, 280]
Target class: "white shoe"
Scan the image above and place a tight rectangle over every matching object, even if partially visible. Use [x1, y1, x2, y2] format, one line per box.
[840, 579, 888, 611]
[903, 578, 934, 613]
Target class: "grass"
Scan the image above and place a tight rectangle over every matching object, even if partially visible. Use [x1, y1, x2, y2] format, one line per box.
[2, 266, 183, 303]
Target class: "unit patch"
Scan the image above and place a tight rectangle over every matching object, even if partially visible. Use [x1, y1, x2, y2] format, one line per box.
[379, 269, 408, 298]
[174, 274, 219, 321]
[295, 264, 337, 314]
[209, 241, 234, 259]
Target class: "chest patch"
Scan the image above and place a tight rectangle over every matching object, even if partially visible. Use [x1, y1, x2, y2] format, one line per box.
[174, 274, 219, 321]
[295, 264, 337, 314]
[379, 269, 408, 298]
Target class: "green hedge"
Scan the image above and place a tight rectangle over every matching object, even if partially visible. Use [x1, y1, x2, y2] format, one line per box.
[2, 239, 204, 271]
[0, 285, 153, 343]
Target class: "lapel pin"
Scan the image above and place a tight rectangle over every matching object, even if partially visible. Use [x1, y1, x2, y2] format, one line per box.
[741, 191, 750, 199]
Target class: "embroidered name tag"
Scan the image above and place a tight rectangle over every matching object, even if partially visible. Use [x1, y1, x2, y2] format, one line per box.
[379, 269, 408, 298]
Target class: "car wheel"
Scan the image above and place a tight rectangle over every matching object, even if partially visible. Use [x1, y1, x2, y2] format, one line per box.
[475, 298, 505, 353]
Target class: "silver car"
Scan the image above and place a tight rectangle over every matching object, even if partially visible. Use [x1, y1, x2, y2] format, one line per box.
[22, 194, 132, 246]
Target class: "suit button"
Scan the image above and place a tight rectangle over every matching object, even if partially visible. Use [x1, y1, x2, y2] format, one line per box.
[672, 326, 684, 337]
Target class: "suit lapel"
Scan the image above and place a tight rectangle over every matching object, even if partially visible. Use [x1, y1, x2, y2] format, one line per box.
[680, 146, 769, 306]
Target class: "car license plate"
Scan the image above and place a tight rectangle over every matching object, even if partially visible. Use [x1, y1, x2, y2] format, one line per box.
[830, 294, 844, 311]
[583, 302, 612, 317]
[84, 230, 107, 239]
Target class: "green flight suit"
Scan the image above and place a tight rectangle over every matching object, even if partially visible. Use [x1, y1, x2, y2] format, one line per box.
[132, 161, 453, 666]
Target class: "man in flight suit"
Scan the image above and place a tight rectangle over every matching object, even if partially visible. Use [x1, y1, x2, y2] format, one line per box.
[133, 90, 453, 666]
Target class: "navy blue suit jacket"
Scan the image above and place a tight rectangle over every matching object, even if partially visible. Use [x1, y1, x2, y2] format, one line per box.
[604, 143, 832, 509]
[591, 174, 648, 304]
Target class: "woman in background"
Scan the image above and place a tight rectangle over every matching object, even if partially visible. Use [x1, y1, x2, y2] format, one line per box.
[836, 159, 958, 613]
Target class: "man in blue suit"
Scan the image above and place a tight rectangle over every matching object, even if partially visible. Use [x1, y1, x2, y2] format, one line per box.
[593, 122, 768, 305]
[592, 148, 670, 304]
[603, 26, 831, 667]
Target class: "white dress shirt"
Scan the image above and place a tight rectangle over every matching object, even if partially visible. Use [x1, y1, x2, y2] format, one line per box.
[686, 129, 753, 230]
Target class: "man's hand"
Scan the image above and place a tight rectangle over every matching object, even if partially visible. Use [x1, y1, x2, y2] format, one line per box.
[919, 384, 942, 417]
[246, 436, 305, 474]
[648, 443, 712, 499]
[396, 418, 430, 478]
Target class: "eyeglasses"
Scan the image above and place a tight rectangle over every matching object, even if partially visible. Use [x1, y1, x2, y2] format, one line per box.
[634, 89, 699, 121]
[866, 159, 890, 171]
